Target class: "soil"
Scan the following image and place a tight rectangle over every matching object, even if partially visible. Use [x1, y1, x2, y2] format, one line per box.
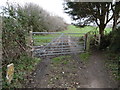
[25, 35, 118, 88]
[25, 50, 118, 88]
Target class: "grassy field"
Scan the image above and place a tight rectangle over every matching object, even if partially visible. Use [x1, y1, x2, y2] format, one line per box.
[61, 25, 112, 34]
[61, 25, 95, 33]
[33, 34, 59, 45]
[33, 25, 112, 46]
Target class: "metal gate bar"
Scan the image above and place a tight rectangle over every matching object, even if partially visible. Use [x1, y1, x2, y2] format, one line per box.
[32, 32, 86, 57]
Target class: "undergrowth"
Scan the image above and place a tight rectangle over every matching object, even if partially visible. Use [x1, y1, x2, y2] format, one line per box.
[52, 55, 71, 65]
[79, 52, 91, 63]
[105, 53, 120, 81]
[2, 55, 41, 88]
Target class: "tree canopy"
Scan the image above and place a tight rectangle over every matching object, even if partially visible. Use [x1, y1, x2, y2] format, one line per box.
[64, 2, 120, 36]
[112, 2, 120, 30]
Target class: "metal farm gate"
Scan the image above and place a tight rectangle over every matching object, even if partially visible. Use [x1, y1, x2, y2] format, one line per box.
[31, 32, 86, 57]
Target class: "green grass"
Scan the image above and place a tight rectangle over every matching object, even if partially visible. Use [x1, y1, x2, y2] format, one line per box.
[52, 55, 71, 65]
[89, 27, 112, 34]
[33, 34, 60, 45]
[105, 53, 120, 81]
[105, 60, 119, 80]
[61, 25, 112, 35]
[33, 35, 52, 45]
[33, 25, 95, 45]
[79, 52, 91, 63]
[33, 25, 112, 45]
[61, 25, 94, 33]
[105, 28, 112, 33]
[61, 25, 96, 37]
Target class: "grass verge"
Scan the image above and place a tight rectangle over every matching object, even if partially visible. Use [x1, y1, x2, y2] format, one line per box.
[2, 55, 41, 88]
[52, 55, 71, 65]
[105, 53, 120, 81]
[79, 52, 91, 63]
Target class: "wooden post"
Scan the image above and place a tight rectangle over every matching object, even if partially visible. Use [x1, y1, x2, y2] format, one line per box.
[86, 33, 90, 51]
[30, 31, 33, 57]
[84, 34, 87, 50]
[94, 34, 101, 47]
[85, 33, 90, 51]
[68, 88, 76, 90]
[0, 15, 2, 89]
[27, 30, 33, 57]
[98, 34, 101, 48]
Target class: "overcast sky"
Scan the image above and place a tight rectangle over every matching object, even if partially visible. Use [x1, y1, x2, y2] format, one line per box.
[0, 0, 72, 24]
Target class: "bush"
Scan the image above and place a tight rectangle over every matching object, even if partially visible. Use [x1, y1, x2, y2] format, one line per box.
[2, 55, 41, 88]
[99, 34, 111, 49]
[109, 27, 120, 52]
[105, 53, 120, 81]
[99, 27, 120, 52]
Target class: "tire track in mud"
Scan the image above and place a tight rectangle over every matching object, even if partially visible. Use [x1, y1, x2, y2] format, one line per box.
[26, 34, 82, 88]
[25, 57, 50, 88]
[26, 34, 118, 88]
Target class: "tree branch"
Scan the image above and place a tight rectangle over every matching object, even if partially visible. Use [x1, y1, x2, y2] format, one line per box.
[15, 39, 26, 51]
[105, 4, 110, 24]
[106, 15, 113, 24]
[94, 16, 99, 26]
[117, 20, 120, 25]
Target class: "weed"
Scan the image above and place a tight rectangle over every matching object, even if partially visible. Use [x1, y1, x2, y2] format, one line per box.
[105, 53, 120, 81]
[2, 56, 41, 88]
[63, 60, 68, 65]
[52, 55, 71, 65]
[79, 52, 91, 63]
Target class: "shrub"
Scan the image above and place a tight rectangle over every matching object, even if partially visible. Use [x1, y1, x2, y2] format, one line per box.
[2, 55, 41, 88]
[99, 27, 120, 52]
[99, 34, 111, 49]
[109, 27, 120, 52]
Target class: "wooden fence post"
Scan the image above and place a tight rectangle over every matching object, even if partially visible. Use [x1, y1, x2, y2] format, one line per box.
[27, 30, 33, 57]
[85, 33, 90, 51]
[94, 34, 101, 47]
[85, 34, 87, 50]
[87, 33, 90, 51]
[30, 31, 33, 57]
[0, 15, 2, 89]
[98, 34, 101, 46]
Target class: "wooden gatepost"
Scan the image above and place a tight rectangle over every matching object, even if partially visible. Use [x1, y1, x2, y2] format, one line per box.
[85, 32, 91, 51]
[94, 34, 101, 46]
[29, 31, 34, 57]
[26, 28, 34, 57]
[85, 31, 101, 51]
[0, 15, 2, 89]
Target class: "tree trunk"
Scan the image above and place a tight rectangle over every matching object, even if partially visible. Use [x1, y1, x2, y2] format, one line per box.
[112, 2, 120, 31]
[112, 12, 119, 31]
[112, 7, 117, 31]
[99, 24, 105, 49]
[99, 25, 105, 38]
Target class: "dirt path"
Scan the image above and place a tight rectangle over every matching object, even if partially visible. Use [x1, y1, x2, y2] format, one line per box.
[26, 34, 118, 88]
[26, 50, 118, 88]
[77, 51, 118, 88]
